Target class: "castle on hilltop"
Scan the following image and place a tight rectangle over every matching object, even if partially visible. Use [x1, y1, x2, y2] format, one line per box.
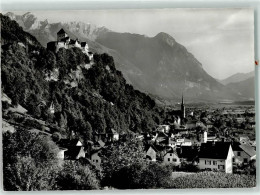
[47, 28, 93, 60]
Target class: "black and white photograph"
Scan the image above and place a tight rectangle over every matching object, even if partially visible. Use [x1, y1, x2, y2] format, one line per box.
[1, 2, 257, 191]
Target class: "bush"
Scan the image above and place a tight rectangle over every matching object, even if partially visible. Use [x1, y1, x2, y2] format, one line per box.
[171, 172, 256, 188]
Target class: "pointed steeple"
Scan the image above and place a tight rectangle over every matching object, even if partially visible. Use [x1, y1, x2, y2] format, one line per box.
[181, 93, 184, 106]
[181, 92, 185, 122]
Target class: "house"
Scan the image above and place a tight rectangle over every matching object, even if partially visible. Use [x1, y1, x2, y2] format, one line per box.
[163, 148, 181, 166]
[107, 128, 119, 141]
[146, 145, 158, 161]
[56, 139, 85, 160]
[177, 146, 199, 164]
[64, 146, 85, 160]
[155, 132, 168, 145]
[91, 149, 102, 167]
[157, 125, 170, 133]
[168, 137, 177, 148]
[198, 142, 234, 173]
[176, 138, 192, 146]
[231, 142, 256, 165]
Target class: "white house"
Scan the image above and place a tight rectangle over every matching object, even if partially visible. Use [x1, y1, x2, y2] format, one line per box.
[168, 137, 177, 148]
[91, 150, 102, 167]
[232, 142, 256, 165]
[176, 138, 192, 146]
[198, 142, 234, 173]
[163, 149, 181, 166]
[146, 145, 157, 161]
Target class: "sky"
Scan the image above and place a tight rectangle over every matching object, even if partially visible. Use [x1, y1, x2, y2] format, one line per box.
[4, 8, 255, 80]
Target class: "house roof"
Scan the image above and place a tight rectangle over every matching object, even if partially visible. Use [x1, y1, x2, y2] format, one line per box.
[57, 28, 66, 34]
[199, 142, 231, 159]
[177, 146, 198, 160]
[57, 139, 82, 148]
[231, 142, 243, 151]
[107, 128, 118, 134]
[97, 140, 105, 148]
[239, 144, 256, 157]
[65, 146, 83, 159]
[164, 148, 178, 157]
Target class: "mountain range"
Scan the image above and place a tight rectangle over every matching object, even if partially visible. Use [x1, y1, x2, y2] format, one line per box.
[220, 71, 254, 85]
[5, 12, 255, 102]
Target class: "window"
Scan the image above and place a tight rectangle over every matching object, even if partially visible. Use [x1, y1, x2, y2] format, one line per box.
[218, 165, 225, 170]
[244, 158, 248, 163]
[96, 160, 99, 163]
[213, 161, 217, 165]
[173, 158, 177, 162]
[170, 154, 172, 156]
[205, 160, 211, 165]
[237, 152, 241, 156]
[232, 158, 235, 163]
[168, 158, 170, 161]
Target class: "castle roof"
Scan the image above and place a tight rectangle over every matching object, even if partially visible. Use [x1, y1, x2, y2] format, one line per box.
[81, 42, 88, 47]
[57, 28, 66, 34]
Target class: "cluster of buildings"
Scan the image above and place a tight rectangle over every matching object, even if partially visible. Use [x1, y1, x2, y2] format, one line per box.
[55, 129, 120, 167]
[141, 96, 256, 173]
[52, 96, 255, 174]
[47, 28, 94, 60]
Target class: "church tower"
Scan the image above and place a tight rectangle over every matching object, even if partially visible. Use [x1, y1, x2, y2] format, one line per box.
[181, 93, 186, 120]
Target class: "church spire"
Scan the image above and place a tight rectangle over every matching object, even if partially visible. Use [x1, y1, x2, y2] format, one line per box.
[181, 93, 185, 122]
[181, 93, 184, 105]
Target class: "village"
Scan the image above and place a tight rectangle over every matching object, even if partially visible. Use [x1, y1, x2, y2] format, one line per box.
[2, 89, 256, 175]
[2, 28, 256, 176]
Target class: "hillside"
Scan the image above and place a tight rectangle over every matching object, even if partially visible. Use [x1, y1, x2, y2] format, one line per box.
[220, 71, 254, 85]
[5, 12, 245, 103]
[1, 14, 165, 141]
[96, 31, 238, 102]
[226, 77, 255, 100]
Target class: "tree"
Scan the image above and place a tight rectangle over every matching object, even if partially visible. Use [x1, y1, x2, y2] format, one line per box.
[55, 161, 100, 190]
[3, 130, 60, 191]
[101, 138, 146, 186]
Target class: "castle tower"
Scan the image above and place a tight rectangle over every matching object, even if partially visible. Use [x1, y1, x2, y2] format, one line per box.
[57, 28, 68, 42]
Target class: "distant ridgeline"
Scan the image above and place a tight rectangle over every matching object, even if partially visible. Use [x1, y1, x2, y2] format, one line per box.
[1, 13, 167, 140]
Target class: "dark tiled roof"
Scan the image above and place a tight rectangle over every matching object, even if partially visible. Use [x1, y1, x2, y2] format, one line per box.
[177, 146, 198, 160]
[231, 142, 243, 151]
[57, 139, 81, 148]
[199, 142, 231, 159]
[57, 28, 66, 34]
[65, 146, 84, 159]
[81, 42, 87, 47]
[164, 148, 178, 157]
